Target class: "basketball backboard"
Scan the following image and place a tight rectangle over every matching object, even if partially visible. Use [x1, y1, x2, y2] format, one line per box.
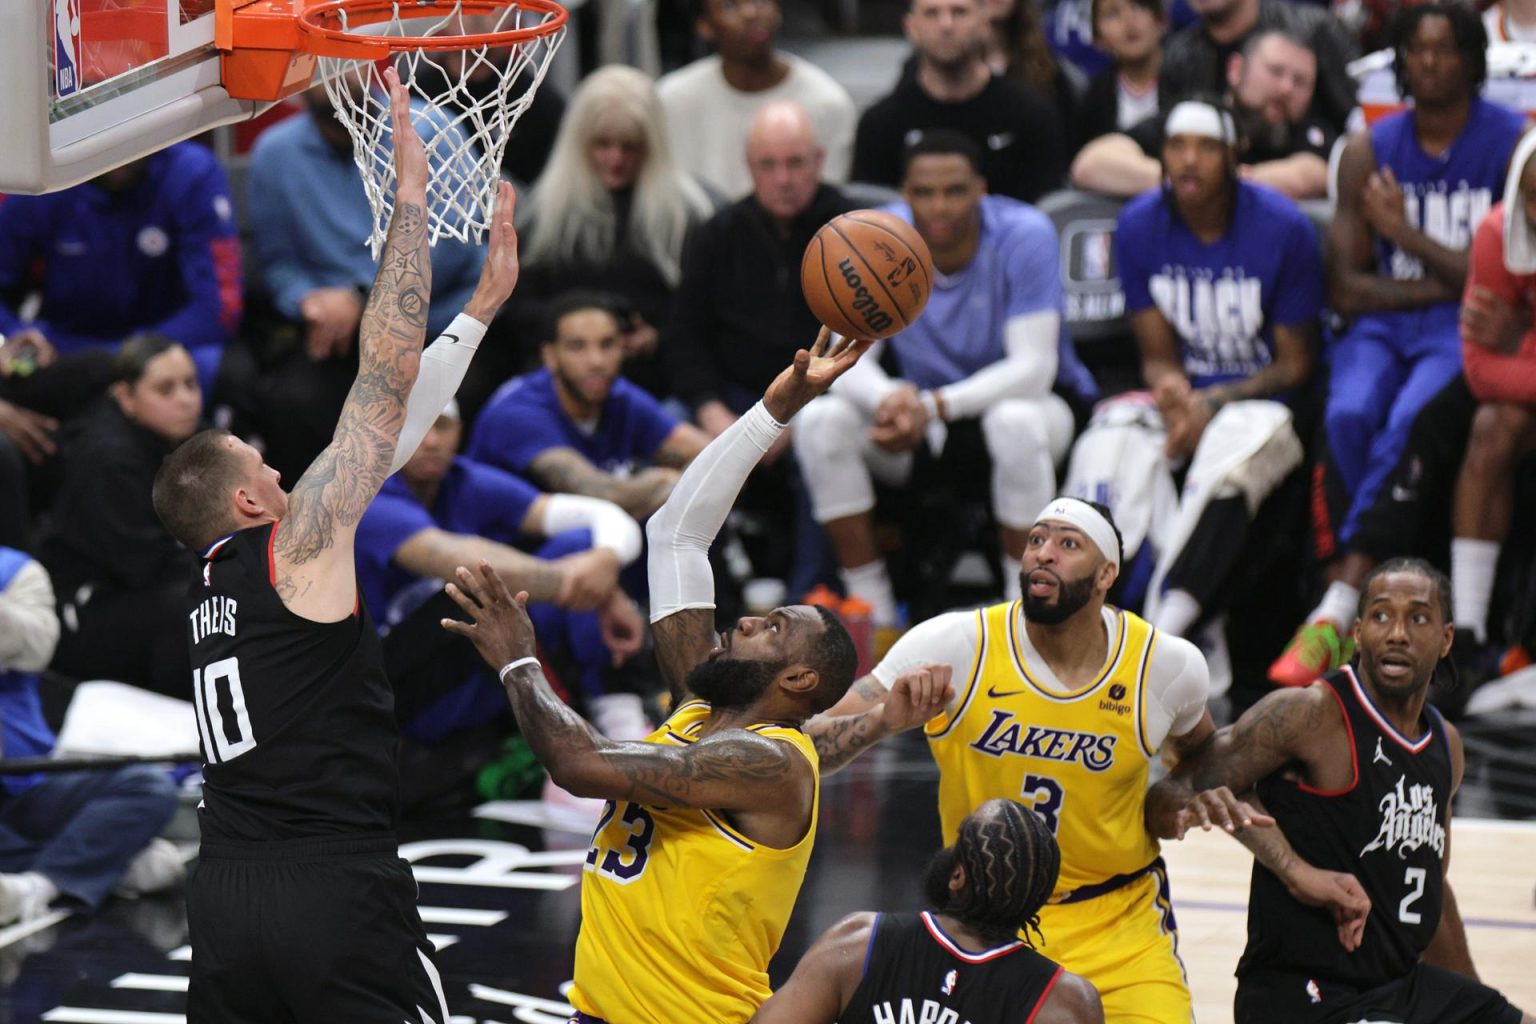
[0, 0, 291, 194]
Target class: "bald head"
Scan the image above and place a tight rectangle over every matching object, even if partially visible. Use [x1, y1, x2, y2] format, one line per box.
[746, 101, 823, 223]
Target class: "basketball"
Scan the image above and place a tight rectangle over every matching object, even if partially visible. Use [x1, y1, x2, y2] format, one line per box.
[801, 210, 933, 341]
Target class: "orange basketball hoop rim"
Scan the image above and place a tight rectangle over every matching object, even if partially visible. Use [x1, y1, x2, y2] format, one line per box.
[216, 0, 567, 100]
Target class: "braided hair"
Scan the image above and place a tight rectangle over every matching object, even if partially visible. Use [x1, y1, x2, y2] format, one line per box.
[923, 799, 1061, 947]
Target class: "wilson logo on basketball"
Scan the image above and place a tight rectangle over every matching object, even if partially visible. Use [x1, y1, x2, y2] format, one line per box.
[835, 257, 895, 335]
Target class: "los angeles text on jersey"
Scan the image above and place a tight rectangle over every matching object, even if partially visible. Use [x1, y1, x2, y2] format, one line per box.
[870, 998, 981, 1024]
[190, 595, 238, 644]
[968, 710, 1116, 771]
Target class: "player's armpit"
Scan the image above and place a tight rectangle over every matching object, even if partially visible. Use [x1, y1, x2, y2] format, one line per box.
[649, 607, 717, 702]
[749, 913, 874, 1024]
[575, 729, 813, 814]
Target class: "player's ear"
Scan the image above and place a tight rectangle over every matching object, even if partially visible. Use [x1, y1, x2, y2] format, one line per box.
[948, 861, 966, 898]
[778, 665, 820, 696]
[1440, 622, 1454, 661]
[1098, 559, 1118, 592]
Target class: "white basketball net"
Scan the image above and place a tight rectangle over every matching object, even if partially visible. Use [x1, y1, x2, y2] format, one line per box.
[318, 1, 565, 257]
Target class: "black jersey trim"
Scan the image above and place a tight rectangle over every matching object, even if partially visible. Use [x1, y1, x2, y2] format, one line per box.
[1024, 964, 1064, 1024]
[1297, 678, 1359, 796]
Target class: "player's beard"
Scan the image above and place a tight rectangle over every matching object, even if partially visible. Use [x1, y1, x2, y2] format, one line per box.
[1021, 569, 1097, 625]
[685, 656, 782, 711]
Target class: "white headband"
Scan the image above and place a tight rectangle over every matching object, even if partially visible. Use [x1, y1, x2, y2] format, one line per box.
[1033, 498, 1120, 569]
[1164, 101, 1236, 146]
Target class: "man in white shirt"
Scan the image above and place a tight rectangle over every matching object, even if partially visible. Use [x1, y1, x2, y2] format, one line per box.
[656, 0, 857, 198]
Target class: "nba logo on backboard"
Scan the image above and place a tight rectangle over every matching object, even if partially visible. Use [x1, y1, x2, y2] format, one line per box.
[54, 0, 82, 98]
[1078, 230, 1112, 282]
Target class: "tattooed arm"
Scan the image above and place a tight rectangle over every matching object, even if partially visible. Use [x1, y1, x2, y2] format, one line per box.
[1150, 683, 1374, 950]
[807, 667, 952, 774]
[442, 563, 813, 845]
[273, 69, 431, 622]
[528, 448, 680, 520]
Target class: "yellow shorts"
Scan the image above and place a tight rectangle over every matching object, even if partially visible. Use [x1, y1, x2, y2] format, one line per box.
[1034, 863, 1193, 1024]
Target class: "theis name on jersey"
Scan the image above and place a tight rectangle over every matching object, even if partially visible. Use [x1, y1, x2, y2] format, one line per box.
[190, 595, 238, 644]
[1147, 267, 1267, 373]
[1389, 182, 1492, 280]
[1360, 775, 1446, 860]
[969, 710, 1116, 772]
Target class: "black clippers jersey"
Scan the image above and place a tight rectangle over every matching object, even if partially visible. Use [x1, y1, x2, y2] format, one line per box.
[840, 912, 1063, 1024]
[188, 522, 400, 842]
[1238, 666, 1453, 989]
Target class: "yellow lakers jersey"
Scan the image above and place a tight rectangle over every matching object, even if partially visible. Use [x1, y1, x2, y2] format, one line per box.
[569, 700, 820, 1024]
[925, 601, 1161, 900]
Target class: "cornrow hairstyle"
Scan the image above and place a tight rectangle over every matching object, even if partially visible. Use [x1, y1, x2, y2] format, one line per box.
[1393, 1, 1487, 100]
[1355, 556, 1458, 691]
[924, 799, 1061, 947]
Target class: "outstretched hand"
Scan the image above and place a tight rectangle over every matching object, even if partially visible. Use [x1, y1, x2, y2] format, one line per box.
[441, 563, 540, 675]
[883, 665, 953, 732]
[1286, 865, 1372, 952]
[384, 66, 427, 198]
[1169, 786, 1276, 840]
[763, 327, 874, 423]
[466, 181, 519, 322]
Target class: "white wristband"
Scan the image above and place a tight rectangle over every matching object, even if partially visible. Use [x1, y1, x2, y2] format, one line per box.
[498, 657, 541, 684]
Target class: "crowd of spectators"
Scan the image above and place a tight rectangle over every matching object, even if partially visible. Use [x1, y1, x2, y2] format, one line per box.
[4, 0, 1536, 922]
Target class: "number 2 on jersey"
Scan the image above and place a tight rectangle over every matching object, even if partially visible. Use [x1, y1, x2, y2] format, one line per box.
[1020, 773, 1064, 834]
[1399, 866, 1427, 924]
[192, 657, 257, 763]
[586, 801, 656, 884]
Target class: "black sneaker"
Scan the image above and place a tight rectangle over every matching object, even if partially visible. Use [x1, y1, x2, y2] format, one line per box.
[1433, 635, 1506, 720]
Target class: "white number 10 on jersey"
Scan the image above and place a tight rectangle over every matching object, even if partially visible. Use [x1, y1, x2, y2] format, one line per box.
[192, 657, 258, 763]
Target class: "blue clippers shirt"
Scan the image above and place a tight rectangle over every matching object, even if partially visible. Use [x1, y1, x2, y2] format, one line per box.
[879, 196, 1099, 406]
[0, 548, 56, 796]
[467, 367, 680, 476]
[356, 459, 541, 628]
[1117, 182, 1324, 389]
[1370, 98, 1525, 311]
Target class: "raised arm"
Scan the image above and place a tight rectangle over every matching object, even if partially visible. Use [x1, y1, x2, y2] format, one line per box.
[273, 69, 431, 621]
[647, 329, 872, 702]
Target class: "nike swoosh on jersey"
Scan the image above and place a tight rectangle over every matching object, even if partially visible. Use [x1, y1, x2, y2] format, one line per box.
[986, 686, 1026, 698]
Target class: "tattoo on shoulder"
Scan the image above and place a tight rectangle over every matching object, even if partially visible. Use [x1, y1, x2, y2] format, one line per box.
[603, 731, 794, 804]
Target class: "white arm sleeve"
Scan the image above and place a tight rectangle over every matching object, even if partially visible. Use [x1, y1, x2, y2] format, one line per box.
[0, 559, 60, 672]
[829, 339, 903, 414]
[870, 610, 982, 715]
[936, 309, 1060, 420]
[387, 313, 488, 476]
[647, 401, 785, 622]
[539, 493, 643, 566]
[1141, 633, 1211, 751]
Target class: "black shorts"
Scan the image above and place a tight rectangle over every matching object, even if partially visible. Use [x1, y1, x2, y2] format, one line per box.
[1236, 963, 1522, 1024]
[186, 834, 449, 1024]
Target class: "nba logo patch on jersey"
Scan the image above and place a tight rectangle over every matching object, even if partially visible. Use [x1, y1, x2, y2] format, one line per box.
[1306, 979, 1321, 1004]
[941, 969, 957, 996]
